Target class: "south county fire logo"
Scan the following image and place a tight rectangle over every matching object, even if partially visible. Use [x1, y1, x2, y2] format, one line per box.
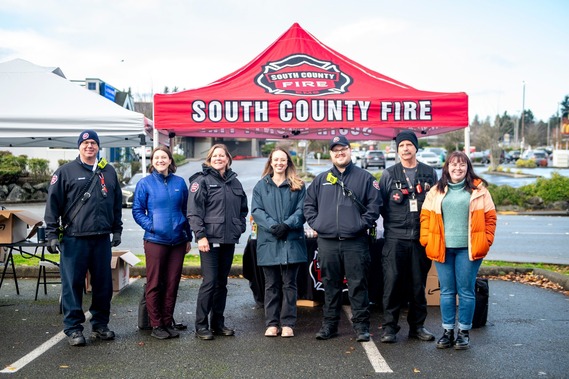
[256, 54, 352, 97]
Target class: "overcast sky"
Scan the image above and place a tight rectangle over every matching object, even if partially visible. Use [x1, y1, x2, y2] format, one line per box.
[1, 0, 567, 123]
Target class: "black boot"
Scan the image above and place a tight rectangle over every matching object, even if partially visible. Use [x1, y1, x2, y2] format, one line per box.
[436, 329, 454, 349]
[454, 329, 470, 350]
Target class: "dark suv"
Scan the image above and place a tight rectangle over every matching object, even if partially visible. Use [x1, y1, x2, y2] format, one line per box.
[360, 150, 386, 169]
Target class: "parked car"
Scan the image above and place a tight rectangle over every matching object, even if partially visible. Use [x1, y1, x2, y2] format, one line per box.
[121, 173, 144, 208]
[416, 151, 442, 168]
[505, 150, 521, 163]
[523, 150, 548, 167]
[385, 151, 397, 160]
[360, 150, 386, 169]
[351, 150, 364, 164]
[423, 147, 447, 162]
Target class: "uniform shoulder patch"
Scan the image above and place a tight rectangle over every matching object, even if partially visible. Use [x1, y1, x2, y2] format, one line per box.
[373, 180, 380, 190]
[50, 174, 58, 185]
[190, 182, 200, 193]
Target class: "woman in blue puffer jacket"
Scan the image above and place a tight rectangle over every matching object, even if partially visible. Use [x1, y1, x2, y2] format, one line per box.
[252, 147, 307, 338]
[133, 147, 192, 340]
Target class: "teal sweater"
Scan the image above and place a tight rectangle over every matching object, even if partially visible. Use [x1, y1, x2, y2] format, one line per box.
[442, 180, 470, 248]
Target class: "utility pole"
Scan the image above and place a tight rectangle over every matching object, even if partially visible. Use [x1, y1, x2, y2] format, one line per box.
[521, 81, 526, 150]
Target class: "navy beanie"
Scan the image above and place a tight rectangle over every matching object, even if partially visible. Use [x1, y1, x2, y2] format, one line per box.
[395, 131, 419, 151]
[78, 130, 100, 148]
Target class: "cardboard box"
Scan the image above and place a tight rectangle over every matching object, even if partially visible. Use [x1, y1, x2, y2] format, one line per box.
[0, 210, 43, 244]
[425, 275, 440, 306]
[86, 250, 141, 292]
[427, 262, 437, 277]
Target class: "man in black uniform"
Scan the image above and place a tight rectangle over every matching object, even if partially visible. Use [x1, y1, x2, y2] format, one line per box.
[44, 130, 123, 347]
[379, 130, 437, 343]
[304, 136, 381, 342]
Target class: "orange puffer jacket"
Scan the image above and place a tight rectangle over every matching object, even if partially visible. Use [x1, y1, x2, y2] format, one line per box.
[419, 180, 497, 262]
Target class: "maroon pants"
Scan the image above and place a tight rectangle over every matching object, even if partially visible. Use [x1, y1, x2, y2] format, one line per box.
[144, 241, 186, 328]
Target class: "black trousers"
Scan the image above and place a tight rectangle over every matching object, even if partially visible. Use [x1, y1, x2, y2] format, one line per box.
[317, 236, 370, 331]
[381, 238, 432, 331]
[195, 243, 235, 330]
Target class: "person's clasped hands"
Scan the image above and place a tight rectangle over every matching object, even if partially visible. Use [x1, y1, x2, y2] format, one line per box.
[270, 223, 290, 240]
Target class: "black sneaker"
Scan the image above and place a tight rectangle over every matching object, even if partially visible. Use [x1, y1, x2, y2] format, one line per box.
[211, 326, 235, 336]
[67, 331, 86, 347]
[151, 326, 170, 340]
[91, 326, 115, 341]
[356, 330, 370, 342]
[171, 320, 188, 330]
[166, 326, 180, 338]
[315, 326, 338, 340]
[195, 328, 214, 340]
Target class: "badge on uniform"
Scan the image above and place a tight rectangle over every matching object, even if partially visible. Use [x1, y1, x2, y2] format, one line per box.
[409, 198, 418, 212]
[391, 190, 404, 203]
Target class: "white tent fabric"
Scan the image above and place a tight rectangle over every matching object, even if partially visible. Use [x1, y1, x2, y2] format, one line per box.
[0, 59, 150, 148]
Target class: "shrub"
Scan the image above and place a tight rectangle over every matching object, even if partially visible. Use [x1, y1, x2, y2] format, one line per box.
[532, 172, 569, 203]
[173, 154, 185, 165]
[488, 184, 526, 207]
[28, 158, 50, 179]
[516, 159, 536, 168]
[58, 159, 71, 167]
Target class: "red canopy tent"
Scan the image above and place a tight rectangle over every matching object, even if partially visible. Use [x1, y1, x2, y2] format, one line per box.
[154, 23, 468, 140]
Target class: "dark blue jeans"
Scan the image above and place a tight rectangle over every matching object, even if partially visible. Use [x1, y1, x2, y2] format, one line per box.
[195, 243, 235, 330]
[317, 236, 370, 331]
[60, 234, 112, 335]
[262, 263, 300, 328]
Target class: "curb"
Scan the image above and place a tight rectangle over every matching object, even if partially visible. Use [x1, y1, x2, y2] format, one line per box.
[11, 265, 569, 291]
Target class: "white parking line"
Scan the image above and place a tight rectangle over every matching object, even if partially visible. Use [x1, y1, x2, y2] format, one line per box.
[342, 305, 393, 373]
[1, 278, 139, 374]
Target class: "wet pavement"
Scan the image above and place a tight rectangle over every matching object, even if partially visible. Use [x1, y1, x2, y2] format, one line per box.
[1, 277, 568, 378]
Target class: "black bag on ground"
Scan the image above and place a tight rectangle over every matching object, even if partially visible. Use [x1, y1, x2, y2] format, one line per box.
[138, 283, 151, 330]
[472, 278, 489, 328]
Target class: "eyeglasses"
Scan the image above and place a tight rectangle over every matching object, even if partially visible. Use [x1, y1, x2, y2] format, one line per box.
[331, 146, 350, 155]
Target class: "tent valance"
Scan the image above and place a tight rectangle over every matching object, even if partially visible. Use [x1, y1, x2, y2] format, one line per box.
[154, 23, 468, 140]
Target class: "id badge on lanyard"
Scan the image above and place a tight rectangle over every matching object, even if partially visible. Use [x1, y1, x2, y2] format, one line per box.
[409, 195, 418, 212]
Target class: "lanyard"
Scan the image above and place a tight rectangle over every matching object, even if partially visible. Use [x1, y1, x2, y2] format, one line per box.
[99, 173, 108, 198]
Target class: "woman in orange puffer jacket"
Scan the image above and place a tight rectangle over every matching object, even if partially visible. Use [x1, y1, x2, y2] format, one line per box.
[420, 151, 496, 350]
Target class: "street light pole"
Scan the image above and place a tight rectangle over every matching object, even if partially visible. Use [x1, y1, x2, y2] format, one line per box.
[521, 81, 526, 149]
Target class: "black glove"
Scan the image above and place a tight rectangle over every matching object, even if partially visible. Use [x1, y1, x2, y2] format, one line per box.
[47, 238, 60, 254]
[271, 223, 290, 240]
[111, 232, 122, 247]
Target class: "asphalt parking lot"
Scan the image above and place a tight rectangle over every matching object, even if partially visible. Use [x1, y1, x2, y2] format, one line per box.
[1, 276, 568, 378]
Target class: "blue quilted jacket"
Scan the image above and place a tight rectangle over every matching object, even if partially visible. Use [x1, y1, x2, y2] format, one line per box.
[132, 171, 192, 246]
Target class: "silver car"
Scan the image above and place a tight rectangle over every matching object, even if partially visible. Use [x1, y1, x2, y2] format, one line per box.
[416, 151, 442, 168]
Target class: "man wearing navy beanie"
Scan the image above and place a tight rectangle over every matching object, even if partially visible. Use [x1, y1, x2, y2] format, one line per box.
[77, 129, 100, 148]
[44, 129, 123, 347]
[378, 130, 438, 344]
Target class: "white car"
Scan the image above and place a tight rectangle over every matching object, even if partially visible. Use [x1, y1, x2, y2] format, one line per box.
[416, 151, 442, 168]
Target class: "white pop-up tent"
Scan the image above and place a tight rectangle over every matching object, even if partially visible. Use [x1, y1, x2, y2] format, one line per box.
[0, 58, 151, 148]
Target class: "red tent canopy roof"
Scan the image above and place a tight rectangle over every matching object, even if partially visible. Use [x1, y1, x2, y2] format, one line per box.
[154, 23, 468, 140]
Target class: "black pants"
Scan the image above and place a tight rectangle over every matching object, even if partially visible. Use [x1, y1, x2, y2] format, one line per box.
[195, 243, 234, 330]
[381, 238, 432, 331]
[317, 236, 370, 331]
